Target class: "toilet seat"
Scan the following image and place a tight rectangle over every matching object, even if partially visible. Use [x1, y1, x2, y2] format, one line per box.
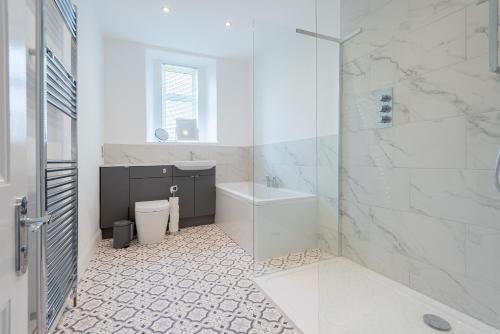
[136, 200, 169, 213]
[135, 200, 170, 244]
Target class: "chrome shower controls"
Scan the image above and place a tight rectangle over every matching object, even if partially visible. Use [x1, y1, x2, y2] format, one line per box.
[381, 115, 392, 123]
[381, 94, 392, 102]
[373, 88, 393, 128]
[380, 105, 392, 113]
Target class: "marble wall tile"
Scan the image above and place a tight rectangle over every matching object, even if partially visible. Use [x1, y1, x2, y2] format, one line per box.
[341, 200, 412, 284]
[343, 56, 372, 95]
[410, 169, 500, 229]
[392, 55, 500, 124]
[409, 259, 500, 329]
[408, 0, 474, 31]
[396, 76, 465, 122]
[342, 166, 410, 210]
[103, 144, 251, 184]
[378, 116, 467, 168]
[342, 200, 466, 275]
[467, 111, 500, 170]
[342, 129, 395, 167]
[253, 137, 330, 194]
[370, 207, 466, 273]
[401, 9, 466, 74]
[342, 0, 410, 63]
[466, 1, 500, 60]
[342, 91, 377, 131]
[343, 116, 466, 169]
[341, 0, 500, 327]
[466, 225, 500, 291]
[367, 9, 466, 85]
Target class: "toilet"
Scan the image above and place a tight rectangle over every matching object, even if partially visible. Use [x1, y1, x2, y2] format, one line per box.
[135, 200, 170, 244]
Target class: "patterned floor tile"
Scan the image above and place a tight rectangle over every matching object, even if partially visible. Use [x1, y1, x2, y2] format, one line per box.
[55, 225, 298, 334]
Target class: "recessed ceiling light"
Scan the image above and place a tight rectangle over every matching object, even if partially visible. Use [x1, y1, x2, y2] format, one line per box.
[225, 21, 231, 28]
[162, 6, 170, 13]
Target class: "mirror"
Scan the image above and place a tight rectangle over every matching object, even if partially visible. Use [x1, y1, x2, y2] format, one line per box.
[154, 128, 169, 142]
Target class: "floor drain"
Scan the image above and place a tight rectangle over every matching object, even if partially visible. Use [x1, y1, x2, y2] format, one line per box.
[423, 314, 452, 332]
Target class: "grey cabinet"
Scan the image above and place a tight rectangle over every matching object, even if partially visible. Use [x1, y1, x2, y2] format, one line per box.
[128, 166, 173, 221]
[130, 165, 172, 178]
[172, 176, 195, 219]
[100, 167, 130, 238]
[195, 175, 216, 216]
[172, 167, 216, 228]
[100, 165, 215, 239]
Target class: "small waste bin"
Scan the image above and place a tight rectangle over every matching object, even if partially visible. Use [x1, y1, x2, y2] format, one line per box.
[113, 220, 133, 249]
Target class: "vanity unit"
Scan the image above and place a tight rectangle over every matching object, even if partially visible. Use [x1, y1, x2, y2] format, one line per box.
[100, 164, 216, 239]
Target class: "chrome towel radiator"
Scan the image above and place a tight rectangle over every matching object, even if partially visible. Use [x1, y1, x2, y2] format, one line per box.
[34, 0, 78, 332]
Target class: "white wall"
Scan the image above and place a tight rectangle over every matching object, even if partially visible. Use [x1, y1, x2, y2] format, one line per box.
[75, 0, 103, 274]
[253, 0, 340, 145]
[103, 38, 253, 147]
[217, 59, 252, 147]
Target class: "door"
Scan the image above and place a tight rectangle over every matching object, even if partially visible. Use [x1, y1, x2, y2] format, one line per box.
[0, 0, 31, 332]
[173, 176, 195, 218]
[195, 175, 216, 217]
[100, 167, 130, 230]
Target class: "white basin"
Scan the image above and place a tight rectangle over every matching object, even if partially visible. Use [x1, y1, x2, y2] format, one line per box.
[174, 160, 216, 171]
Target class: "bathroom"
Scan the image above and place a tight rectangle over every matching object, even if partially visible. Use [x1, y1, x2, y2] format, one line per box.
[1, 0, 500, 333]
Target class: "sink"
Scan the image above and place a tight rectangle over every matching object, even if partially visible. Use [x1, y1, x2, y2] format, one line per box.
[174, 160, 216, 171]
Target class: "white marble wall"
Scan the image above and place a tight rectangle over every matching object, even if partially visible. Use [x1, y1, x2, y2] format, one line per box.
[340, 0, 500, 328]
[254, 135, 340, 256]
[103, 144, 251, 184]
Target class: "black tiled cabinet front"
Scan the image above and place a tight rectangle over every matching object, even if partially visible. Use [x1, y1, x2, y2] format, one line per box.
[100, 165, 216, 239]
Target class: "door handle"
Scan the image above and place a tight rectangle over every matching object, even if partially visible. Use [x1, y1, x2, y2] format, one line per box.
[495, 149, 500, 192]
[15, 196, 51, 274]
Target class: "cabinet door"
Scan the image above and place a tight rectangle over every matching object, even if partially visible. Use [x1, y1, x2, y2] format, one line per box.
[100, 167, 130, 229]
[173, 176, 195, 219]
[195, 174, 216, 216]
[130, 165, 172, 178]
[129, 178, 172, 221]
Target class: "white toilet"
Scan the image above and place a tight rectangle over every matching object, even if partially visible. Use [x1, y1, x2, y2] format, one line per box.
[135, 200, 170, 244]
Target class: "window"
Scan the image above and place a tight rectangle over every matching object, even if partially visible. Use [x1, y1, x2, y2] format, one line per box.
[161, 65, 199, 141]
[146, 48, 218, 143]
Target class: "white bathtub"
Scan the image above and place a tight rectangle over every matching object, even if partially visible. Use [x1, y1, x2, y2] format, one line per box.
[215, 182, 317, 261]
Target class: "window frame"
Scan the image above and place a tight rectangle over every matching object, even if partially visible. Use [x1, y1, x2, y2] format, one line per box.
[160, 64, 200, 141]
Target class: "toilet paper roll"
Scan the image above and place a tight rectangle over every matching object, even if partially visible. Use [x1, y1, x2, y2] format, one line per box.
[169, 197, 179, 234]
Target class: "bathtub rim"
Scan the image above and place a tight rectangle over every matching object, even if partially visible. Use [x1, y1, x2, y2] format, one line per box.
[216, 182, 316, 206]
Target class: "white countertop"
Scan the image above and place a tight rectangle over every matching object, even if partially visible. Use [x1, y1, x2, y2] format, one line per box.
[101, 163, 175, 168]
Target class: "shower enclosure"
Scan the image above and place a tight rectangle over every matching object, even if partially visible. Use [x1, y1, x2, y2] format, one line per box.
[251, 0, 500, 333]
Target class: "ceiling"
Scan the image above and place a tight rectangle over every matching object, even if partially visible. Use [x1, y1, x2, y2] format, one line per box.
[93, 0, 339, 60]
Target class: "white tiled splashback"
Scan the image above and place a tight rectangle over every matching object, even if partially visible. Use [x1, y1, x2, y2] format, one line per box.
[341, 0, 500, 329]
[102, 144, 251, 184]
